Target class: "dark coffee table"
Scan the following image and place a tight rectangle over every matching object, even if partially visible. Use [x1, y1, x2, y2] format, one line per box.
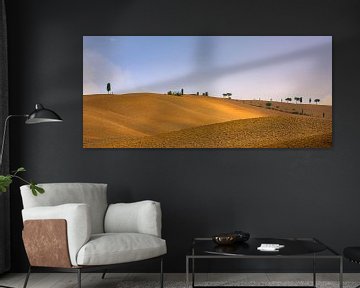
[186, 237, 342, 288]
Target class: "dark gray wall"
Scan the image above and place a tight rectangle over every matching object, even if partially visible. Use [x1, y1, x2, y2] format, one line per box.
[5, 0, 360, 273]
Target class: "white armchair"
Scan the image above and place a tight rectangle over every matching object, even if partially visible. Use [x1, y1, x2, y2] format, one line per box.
[20, 183, 166, 288]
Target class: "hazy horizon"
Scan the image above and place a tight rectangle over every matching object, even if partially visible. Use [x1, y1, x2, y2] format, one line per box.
[83, 36, 332, 105]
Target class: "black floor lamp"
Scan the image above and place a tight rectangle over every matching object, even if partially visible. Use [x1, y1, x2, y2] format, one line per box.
[0, 103, 63, 167]
[0, 103, 62, 288]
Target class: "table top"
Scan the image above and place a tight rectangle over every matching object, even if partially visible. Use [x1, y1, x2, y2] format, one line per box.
[189, 237, 340, 258]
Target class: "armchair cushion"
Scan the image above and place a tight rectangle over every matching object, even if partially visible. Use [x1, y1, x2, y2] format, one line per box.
[104, 200, 162, 237]
[76, 233, 167, 266]
[21, 183, 108, 234]
[22, 203, 91, 266]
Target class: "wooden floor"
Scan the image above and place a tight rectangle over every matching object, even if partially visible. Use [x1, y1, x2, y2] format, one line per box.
[0, 273, 359, 288]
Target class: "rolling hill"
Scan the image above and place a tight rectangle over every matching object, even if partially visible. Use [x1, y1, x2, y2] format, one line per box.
[83, 93, 332, 148]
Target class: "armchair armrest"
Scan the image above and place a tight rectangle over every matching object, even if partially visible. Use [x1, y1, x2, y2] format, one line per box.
[104, 200, 162, 237]
[22, 203, 91, 266]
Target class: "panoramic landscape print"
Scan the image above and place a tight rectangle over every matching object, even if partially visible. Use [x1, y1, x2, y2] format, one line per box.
[83, 36, 332, 148]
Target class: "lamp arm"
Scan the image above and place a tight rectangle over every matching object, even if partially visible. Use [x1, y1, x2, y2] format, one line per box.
[0, 114, 28, 169]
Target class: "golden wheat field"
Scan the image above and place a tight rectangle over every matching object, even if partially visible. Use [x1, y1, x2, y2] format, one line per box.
[241, 100, 332, 120]
[83, 93, 332, 148]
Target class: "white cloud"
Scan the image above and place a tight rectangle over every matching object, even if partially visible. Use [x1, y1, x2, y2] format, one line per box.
[319, 93, 332, 105]
[83, 49, 133, 95]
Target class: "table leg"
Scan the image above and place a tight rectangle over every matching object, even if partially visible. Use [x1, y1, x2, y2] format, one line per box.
[192, 246, 195, 288]
[313, 254, 316, 287]
[186, 257, 189, 288]
[339, 257, 343, 288]
[192, 257, 195, 288]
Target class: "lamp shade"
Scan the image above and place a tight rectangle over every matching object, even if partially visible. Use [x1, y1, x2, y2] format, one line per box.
[25, 104, 63, 124]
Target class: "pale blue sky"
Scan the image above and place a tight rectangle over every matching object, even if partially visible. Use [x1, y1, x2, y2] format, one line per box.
[83, 36, 332, 104]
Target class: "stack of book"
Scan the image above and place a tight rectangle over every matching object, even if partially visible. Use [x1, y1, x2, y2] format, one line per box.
[257, 243, 285, 252]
